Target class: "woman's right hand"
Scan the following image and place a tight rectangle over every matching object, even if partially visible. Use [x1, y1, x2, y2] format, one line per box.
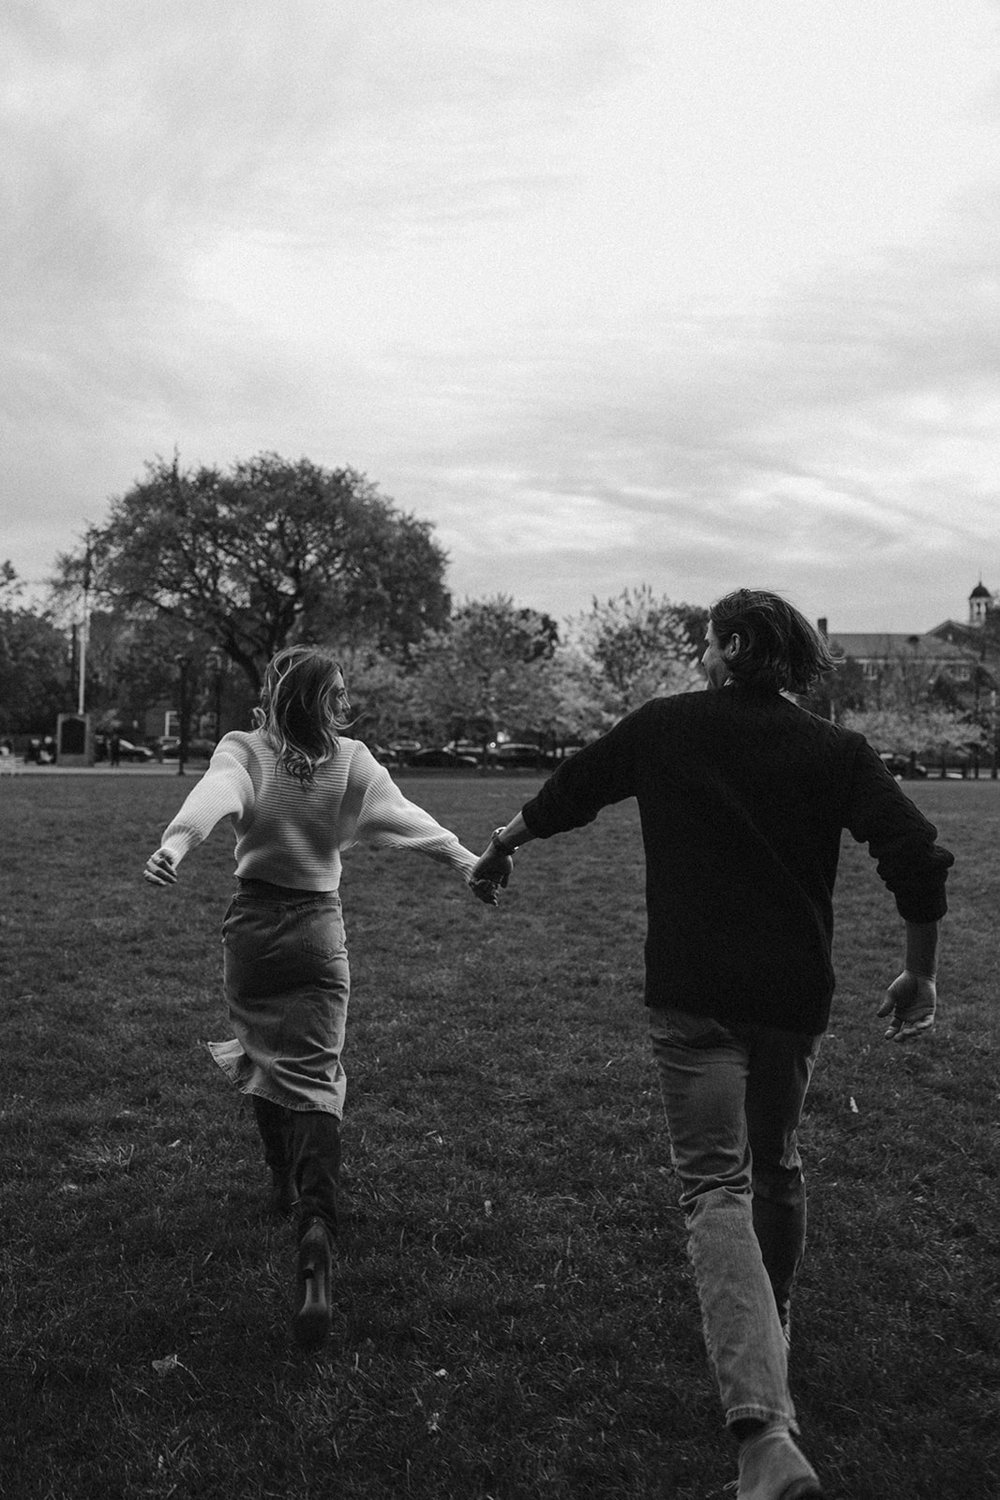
[143, 848, 178, 886]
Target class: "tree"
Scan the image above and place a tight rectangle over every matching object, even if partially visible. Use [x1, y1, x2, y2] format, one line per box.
[81, 610, 224, 736]
[800, 654, 867, 721]
[842, 706, 988, 776]
[0, 560, 20, 602]
[0, 565, 71, 734]
[564, 586, 705, 730]
[408, 597, 558, 754]
[59, 453, 451, 694]
[333, 641, 418, 752]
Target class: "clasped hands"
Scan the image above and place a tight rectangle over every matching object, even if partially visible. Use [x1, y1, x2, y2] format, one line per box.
[466, 843, 514, 907]
[145, 841, 515, 904]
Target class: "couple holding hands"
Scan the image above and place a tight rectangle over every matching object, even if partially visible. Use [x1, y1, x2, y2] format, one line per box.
[144, 590, 952, 1500]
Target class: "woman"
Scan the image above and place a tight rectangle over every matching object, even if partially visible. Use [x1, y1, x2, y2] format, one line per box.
[144, 645, 495, 1350]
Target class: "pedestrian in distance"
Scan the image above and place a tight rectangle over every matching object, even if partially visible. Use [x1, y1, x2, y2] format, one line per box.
[143, 645, 499, 1352]
[470, 588, 954, 1500]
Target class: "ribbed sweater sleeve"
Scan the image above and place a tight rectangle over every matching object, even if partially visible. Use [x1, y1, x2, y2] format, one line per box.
[160, 749, 255, 865]
[157, 733, 476, 888]
[346, 755, 477, 877]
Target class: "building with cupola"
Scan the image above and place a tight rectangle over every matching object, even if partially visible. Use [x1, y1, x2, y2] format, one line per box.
[822, 581, 998, 703]
[929, 579, 998, 647]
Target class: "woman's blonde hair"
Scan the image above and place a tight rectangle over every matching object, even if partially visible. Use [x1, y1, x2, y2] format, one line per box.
[253, 645, 350, 782]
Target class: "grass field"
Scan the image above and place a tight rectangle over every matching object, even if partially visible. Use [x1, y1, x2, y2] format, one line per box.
[1, 771, 998, 1500]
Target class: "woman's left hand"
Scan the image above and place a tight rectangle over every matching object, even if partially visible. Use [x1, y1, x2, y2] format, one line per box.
[471, 847, 513, 889]
[467, 875, 502, 906]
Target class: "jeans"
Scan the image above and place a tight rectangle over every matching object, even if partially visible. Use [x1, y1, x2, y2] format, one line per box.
[648, 1006, 822, 1432]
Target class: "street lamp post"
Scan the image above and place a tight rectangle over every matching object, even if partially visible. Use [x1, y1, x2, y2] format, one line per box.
[77, 537, 93, 715]
[205, 648, 225, 744]
[174, 653, 192, 777]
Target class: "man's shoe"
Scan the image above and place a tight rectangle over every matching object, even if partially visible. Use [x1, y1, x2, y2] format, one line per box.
[737, 1425, 822, 1500]
[293, 1217, 333, 1352]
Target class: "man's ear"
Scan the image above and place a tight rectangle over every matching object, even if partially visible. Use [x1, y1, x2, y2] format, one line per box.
[724, 632, 742, 660]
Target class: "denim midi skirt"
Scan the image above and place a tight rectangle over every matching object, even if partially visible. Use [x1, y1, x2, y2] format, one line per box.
[209, 879, 350, 1117]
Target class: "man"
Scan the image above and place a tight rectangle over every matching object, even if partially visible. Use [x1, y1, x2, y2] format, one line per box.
[471, 588, 953, 1500]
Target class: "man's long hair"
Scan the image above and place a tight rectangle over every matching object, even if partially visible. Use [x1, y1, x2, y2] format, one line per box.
[253, 645, 350, 782]
[709, 589, 838, 694]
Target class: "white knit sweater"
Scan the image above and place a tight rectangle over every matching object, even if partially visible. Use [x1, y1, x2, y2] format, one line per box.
[160, 730, 478, 889]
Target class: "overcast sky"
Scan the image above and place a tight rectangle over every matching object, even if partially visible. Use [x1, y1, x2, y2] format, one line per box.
[4, 0, 999, 634]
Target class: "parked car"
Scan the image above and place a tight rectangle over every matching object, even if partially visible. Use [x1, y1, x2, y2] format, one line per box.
[488, 742, 553, 769]
[448, 739, 492, 759]
[95, 735, 155, 763]
[387, 739, 423, 763]
[155, 735, 217, 760]
[879, 753, 927, 779]
[117, 738, 155, 763]
[406, 747, 479, 769]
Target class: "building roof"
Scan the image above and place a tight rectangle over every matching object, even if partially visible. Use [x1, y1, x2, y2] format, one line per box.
[929, 618, 975, 643]
[827, 632, 975, 662]
[970, 581, 993, 599]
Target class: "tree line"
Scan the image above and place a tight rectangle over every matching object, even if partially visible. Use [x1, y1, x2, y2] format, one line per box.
[2, 454, 706, 749]
[1, 452, 993, 765]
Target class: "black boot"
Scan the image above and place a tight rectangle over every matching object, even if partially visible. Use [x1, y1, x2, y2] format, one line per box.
[294, 1216, 334, 1351]
[289, 1112, 342, 1351]
[250, 1096, 298, 1217]
[289, 1110, 342, 1238]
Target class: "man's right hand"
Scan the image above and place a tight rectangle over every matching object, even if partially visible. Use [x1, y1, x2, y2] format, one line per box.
[471, 847, 514, 889]
[877, 970, 937, 1042]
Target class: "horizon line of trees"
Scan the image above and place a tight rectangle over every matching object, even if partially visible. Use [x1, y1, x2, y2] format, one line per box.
[2, 452, 997, 765]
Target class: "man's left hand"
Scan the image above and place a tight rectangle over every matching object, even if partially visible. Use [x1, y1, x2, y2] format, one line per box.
[877, 970, 937, 1042]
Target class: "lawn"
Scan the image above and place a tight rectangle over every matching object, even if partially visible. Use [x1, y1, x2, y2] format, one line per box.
[1, 772, 998, 1499]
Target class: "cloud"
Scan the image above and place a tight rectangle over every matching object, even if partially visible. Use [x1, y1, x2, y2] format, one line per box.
[367, 179, 1000, 627]
[2, 0, 998, 638]
[0, 0, 634, 393]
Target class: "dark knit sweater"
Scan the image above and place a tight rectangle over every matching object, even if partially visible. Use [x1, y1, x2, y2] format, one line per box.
[521, 686, 954, 1034]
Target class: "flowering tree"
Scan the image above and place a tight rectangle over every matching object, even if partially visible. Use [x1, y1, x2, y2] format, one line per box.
[334, 642, 417, 752]
[842, 706, 988, 775]
[561, 586, 705, 732]
[408, 597, 558, 755]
